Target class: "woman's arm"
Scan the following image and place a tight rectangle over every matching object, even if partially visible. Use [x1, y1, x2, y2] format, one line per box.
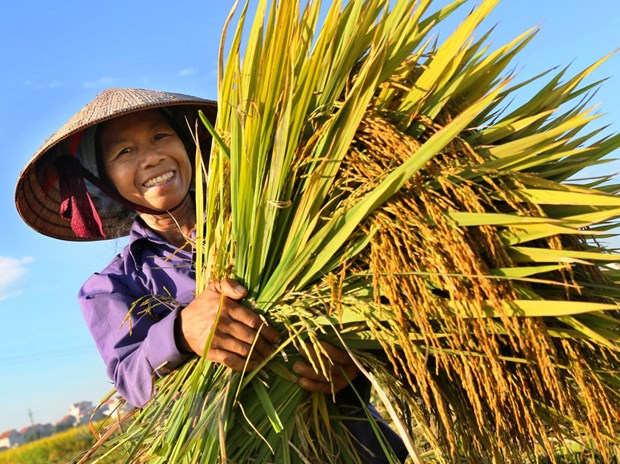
[79, 271, 189, 407]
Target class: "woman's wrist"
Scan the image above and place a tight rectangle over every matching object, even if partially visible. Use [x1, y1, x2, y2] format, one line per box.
[173, 308, 193, 354]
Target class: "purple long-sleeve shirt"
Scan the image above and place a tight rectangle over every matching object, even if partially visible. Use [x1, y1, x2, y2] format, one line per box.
[79, 218, 407, 463]
[79, 219, 194, 407]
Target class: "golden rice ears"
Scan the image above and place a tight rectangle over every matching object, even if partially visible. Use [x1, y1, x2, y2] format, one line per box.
[328, 105, 620, 461]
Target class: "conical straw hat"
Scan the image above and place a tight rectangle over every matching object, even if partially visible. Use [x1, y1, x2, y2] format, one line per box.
[15, 88, 217, 241]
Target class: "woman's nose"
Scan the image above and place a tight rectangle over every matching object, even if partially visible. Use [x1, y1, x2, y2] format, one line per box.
[139, 144, 164, 167]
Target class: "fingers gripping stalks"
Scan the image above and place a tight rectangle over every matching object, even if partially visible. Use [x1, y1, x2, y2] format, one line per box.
[176, 278, 280, 371]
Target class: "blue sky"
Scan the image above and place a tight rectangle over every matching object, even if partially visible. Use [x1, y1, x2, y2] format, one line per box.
[1, 0, 619, 433]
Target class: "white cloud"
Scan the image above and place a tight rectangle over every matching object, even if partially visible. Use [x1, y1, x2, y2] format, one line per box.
[22, 79, 62, 89]
[82, 77, 116, 89]
[0, 257, 34, 301]
[179, 68, 195, 77]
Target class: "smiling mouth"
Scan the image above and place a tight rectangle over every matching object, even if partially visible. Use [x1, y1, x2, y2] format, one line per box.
[143, 171, 175, 188]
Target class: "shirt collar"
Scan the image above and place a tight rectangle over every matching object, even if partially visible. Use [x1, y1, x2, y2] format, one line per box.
[128, 218, 169, 247]
[126, 218, 194, 263]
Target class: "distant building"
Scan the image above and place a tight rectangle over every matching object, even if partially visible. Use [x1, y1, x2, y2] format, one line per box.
[65, 401, 94, 426]
[0, 429, 24, 449]
[99, 396, 125, 417]
[88, 396, 132, 423]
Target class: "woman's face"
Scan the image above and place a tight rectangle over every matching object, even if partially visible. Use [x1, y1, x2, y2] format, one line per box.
[99, 109, 192, 212]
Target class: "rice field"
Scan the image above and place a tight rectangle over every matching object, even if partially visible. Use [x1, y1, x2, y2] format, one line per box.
[0, 425, 123, 464]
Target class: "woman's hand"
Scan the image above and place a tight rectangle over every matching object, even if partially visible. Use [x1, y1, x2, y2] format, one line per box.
[293, 341, 359, 394]
[175, 278, 280, 371]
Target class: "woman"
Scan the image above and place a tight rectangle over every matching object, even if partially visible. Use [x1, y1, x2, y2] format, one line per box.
[15, 88, 407, 463]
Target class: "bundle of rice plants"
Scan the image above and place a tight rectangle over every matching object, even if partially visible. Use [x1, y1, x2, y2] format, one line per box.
[82, 0, 620, 462]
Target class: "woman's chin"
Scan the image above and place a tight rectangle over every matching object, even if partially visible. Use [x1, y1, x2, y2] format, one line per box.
[141, 193, 190, 214]
[140, 183, 190, 211]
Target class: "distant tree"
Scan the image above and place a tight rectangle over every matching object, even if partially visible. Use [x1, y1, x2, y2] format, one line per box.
[53, 416, 75, 434]
[24, 430, 42, 443]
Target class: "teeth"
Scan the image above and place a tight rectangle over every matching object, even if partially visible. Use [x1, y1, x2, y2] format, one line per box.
[143, 171, 174, 188]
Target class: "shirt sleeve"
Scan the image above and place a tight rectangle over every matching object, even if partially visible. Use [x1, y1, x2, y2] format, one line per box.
[78, 267, 190, 408]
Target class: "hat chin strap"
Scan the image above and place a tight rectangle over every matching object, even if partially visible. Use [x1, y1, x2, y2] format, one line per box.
[55, 156, 106, 239]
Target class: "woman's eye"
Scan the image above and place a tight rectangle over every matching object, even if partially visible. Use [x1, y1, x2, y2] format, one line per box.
[116, 147, 131, 158]
[154, 133, 170, 141]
